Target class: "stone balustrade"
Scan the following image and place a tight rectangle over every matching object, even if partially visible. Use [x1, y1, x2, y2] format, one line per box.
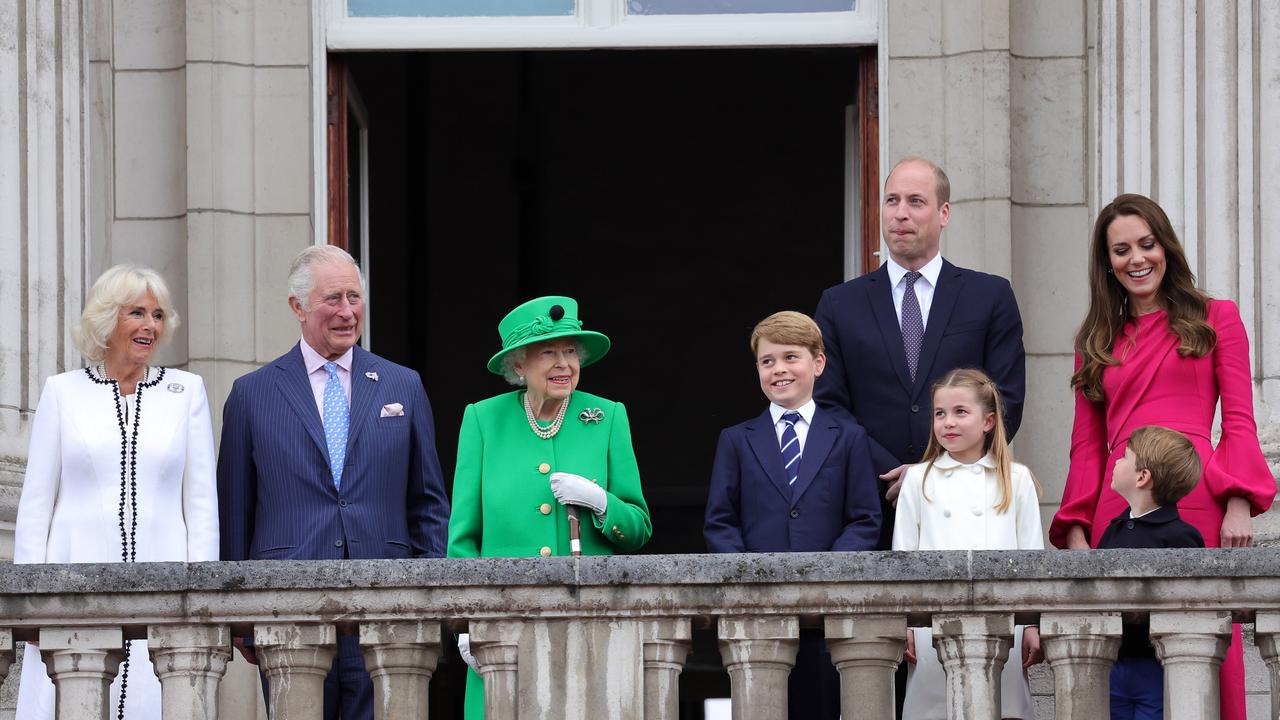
[2, 549, 1280, 719]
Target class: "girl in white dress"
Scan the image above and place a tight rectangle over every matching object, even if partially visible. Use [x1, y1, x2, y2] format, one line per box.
[14, 265, 219, 720]
[892, 368, 1044, 720]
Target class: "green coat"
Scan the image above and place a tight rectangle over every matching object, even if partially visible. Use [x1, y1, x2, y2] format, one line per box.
[447, 389, 652, 719]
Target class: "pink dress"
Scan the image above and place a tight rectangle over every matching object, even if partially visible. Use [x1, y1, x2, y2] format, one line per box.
[1050, 299, 1275, 720]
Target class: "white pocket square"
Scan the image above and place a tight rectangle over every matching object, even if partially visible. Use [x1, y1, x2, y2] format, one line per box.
[380, 403, 404, 418]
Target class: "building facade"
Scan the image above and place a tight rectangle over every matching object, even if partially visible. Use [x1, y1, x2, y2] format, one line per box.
[2, 0, 1279, 717]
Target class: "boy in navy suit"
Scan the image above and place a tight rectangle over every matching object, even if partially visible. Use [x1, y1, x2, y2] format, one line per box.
[704, 311, 881, 719]
[1098, 425, 1204, 719]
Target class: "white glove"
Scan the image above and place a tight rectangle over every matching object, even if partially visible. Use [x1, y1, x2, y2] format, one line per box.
[550, 471, 608, 516]
[457, 633, 480, 672]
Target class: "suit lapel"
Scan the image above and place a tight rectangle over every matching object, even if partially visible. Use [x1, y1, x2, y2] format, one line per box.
[791, 409, 838, 503]
[344, 346, 379, 458]
[867, 266, 915, 394]
[911, 260, 964, 400]
[745, 410, 793, 502]
[273, 344, 330, 463]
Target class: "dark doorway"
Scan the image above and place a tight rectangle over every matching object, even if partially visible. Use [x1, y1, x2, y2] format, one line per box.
[340, 46, 873, 718]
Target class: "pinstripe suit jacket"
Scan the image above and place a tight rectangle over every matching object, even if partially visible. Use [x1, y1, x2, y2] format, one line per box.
[217, 343, 450, 561]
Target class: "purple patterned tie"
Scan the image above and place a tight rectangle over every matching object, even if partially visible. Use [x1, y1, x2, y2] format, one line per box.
[902, 271, 924, 381]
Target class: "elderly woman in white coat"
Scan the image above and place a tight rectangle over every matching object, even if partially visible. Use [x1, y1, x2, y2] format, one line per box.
[13, 264, 219, 720]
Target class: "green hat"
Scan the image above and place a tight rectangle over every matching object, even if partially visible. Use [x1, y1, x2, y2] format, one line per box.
[487, 295, 611, 376]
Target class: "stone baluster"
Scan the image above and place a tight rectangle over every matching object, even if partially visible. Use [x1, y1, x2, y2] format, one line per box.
[469, 620, 524, 720]
[1256, 612, 1280, 720]
[641, 618, 692, 720]
[147, 624, 232, 720]
[717, 616, 800, 720]
[38, 626, 124, 720]
[824, 614, 906, 720]
[0, 628, 12, 684]
[930, 613, 1014, 720]
[1149, 610, 1232, 720]
[360, 620, 442, 720]
[1040, 612, 1122, 720]
[255, 623, 338, 720]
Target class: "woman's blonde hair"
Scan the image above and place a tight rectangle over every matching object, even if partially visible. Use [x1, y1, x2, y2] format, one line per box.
[1071, 194, 1214, 401]
[919, 367, 1038, 513]
[72, 264, 180, 363]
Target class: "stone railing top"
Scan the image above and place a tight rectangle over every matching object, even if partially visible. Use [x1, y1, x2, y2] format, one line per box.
[2, 550, 1279, 634]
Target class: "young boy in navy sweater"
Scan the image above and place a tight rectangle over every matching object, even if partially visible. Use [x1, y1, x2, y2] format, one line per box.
[704, 311, 881, 719]
[1098, 424, 1205, 720]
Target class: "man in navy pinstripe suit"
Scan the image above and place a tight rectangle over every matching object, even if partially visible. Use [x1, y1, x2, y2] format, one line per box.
[217, 245, 450, 720]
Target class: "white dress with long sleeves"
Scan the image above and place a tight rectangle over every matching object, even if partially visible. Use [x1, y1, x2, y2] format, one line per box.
[892, 452, 1044, 720]
[13, 366, 219, 720]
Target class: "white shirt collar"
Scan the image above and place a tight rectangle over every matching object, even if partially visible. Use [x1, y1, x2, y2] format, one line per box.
[932, 451, 997, 470]
[886, 252, 944, 289]
[300, 336, 353, 375]
[770, 399, 816, 426]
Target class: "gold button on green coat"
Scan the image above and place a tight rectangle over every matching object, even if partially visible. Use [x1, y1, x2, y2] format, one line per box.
[539, 503, 552, 515]
[538, 462, 550, 474]
[539, 546, 552, 557]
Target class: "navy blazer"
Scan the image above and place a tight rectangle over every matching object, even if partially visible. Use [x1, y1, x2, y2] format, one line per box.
[814, 260, 1026, 473]
[703, 406, 881, 553]
[217, 343, 450, 561]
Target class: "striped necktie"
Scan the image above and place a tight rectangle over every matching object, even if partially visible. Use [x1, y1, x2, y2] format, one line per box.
[322, 361, 349, 490]
[780, 411, 803, 486]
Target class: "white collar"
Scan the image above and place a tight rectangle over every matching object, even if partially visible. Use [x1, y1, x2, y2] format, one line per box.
[770, 399, 816, 426]
[933, 451, 997, 470]
[300, 337, 353, 375]
[886, 253, 944, 289]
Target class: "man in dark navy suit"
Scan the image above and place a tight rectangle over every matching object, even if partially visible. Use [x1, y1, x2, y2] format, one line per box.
[814, 156, 1026, 549]
[217, 245, 450, 720]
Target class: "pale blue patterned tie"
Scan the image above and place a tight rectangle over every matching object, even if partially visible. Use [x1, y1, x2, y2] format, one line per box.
[780, 411, 803, 487]
[322, 362, 348, 489]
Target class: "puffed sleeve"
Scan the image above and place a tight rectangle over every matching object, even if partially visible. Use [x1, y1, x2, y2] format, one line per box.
[1014, 465, 1045, 550]
[14, 378, 61, 564]
[891, 465, 925, 551]
[1049, 354, 1109, 548]
[447, 403, 484, 559]
[182, 375, 220, 561]
[591, 402, 653, 552]
[1202, 300, 1276, 513]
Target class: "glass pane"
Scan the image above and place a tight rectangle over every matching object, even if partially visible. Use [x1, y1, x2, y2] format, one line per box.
[629, 0, 854, 13]
[349, 0, 574, 17]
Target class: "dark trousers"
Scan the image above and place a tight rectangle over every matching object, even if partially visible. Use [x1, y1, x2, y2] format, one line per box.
[1110, 656, 1163, 720]
[260, 634, 374, 720]
[788, 629, 841, 720]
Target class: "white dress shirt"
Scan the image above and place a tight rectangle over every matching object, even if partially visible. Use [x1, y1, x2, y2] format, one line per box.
[300, 337, 353, 418]
[886, 253, 944, 331]
[769, 399, 816, 453]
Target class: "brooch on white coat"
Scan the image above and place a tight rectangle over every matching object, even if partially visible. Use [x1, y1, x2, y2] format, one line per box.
[365, 371, 379, 382]
[579, 408, 604, 425]
[167, 383, 184, 393]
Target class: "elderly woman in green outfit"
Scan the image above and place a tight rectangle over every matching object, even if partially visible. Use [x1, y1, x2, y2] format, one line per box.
[447, 295, 652, 718]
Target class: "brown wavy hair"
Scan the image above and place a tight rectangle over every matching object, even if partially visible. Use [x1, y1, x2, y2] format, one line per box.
[1071, 194, 1215, 401]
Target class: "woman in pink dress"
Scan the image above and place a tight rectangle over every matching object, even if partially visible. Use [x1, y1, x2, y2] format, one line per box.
[1050, 193, 1275, 719]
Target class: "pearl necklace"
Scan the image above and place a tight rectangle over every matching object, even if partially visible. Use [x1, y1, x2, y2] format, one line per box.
[524, 392, 569, 439]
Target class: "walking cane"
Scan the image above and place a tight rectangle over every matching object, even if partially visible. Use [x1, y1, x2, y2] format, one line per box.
[567, 506, 582, 556]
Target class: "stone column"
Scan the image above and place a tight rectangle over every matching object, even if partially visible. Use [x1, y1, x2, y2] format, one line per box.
[717, 616, 799, 720]
[1256, 612, 1280, 720]
[0, 628, 13, 684]
[38, 626, 124, 720]
[360, 620, 441, 720]
[640, 618, 692, 720]
[930, 613, 1014, 720]
[1040, 612, 1122, 720]
[254, 623, 337, 720]
[823, 614, 906, 720]
[469, 620, 523, 720]
[147, 624, 232, 720]
[1150, 610, 1232, 720]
